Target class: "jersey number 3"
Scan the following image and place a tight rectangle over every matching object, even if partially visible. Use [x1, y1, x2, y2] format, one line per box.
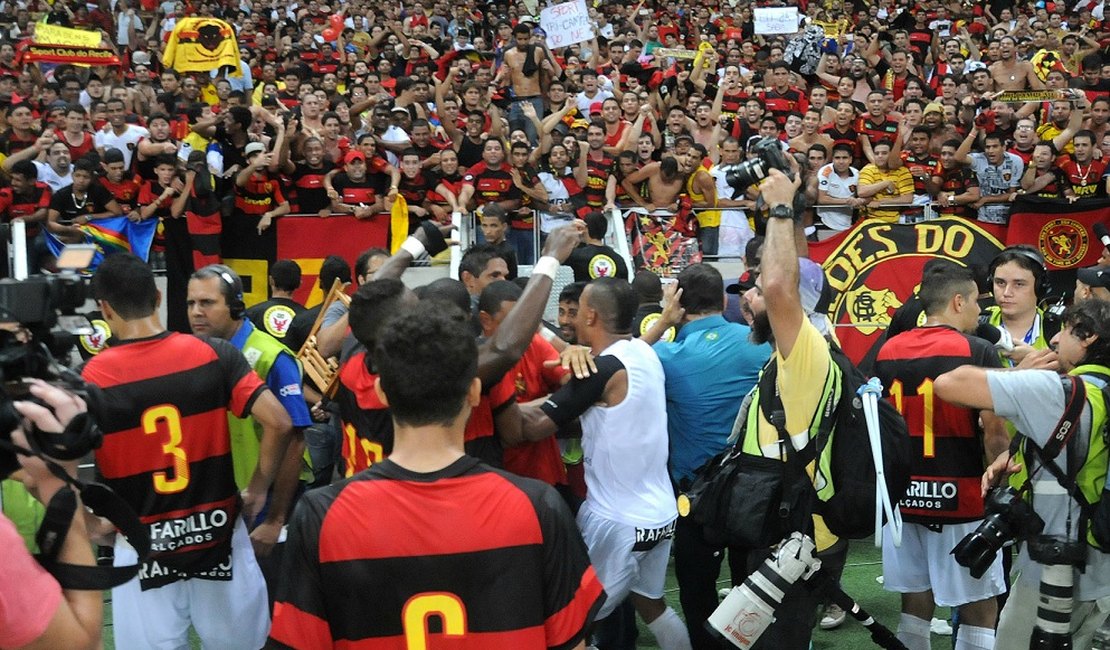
[143, 404, 190, 494]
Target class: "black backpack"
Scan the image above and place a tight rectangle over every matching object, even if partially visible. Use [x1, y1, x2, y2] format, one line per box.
[681, 344, 912, 546]
[792, 346, 912, 539]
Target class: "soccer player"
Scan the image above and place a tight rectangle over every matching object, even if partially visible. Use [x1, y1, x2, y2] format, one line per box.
[269, 302, 605, 648]
[82, 253, 294, 649]
[873, 261, 1009, 650]
[519, 278, 692, 649]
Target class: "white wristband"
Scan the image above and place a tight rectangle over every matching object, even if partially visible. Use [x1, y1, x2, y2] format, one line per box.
[532, 256, 560, 280]
[400, 236, 426, 258]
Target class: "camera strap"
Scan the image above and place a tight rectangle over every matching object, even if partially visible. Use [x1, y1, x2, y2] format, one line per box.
[1014, 376, 1094, 512]
[0, 437, 150, 590]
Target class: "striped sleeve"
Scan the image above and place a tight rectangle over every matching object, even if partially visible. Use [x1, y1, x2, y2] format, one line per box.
[537, 484, 606, 649]
[268, 492, 333, 649]
[894, 168, 916, 196]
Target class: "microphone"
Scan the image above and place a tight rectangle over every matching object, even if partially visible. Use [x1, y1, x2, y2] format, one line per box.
[975, 323, 1013, 352]
[1095, 223, 1110, 249]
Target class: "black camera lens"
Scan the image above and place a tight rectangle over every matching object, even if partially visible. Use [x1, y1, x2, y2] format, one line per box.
[952, 487, 1045, 578]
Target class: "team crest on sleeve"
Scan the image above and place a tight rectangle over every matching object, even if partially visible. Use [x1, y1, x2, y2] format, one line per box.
[588, 254, 617, 279]
[79, 319, 112, 356]
[264, 305, 296, 338]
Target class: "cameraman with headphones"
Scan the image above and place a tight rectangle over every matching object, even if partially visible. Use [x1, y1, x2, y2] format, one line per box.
[982, 246, 1058, 366]
[1, 381, 100, 650]
[937, 299, 1110, 648]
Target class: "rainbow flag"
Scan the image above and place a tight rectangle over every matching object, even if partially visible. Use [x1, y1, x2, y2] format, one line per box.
[46, 216, 159, 272]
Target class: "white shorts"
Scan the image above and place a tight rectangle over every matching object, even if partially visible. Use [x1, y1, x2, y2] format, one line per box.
[111, 519, 270, 650]
[577, 503, 674, 620]
[882, 521, 1006, 607]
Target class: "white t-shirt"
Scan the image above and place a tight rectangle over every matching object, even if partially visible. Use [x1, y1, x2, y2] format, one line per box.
[95, 124, 150, 169]
[575, 90, 615, 115]
[711, 164, 753, 257]
[31, 161, 72, 192]
[815, 163, 860, 231]
[579, 338, 677, 528]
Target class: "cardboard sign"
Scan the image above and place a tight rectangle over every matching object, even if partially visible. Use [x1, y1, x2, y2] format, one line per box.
[754, 7, 800, 35]
[540, 0, 595, 49]
[33, 22, 102, 48]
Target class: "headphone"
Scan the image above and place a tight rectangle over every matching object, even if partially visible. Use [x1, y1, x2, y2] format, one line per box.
[204, 264, 246, 320]
[988, 245, 1049, 301]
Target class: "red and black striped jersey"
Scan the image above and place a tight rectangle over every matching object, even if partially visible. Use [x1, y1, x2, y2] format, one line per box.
[463, 161, 519, 204]
[759, 88, 808, 126]
[81, 332, 266, 589]
[1031, 168, 1067, 199]
[268, 456, 605, 650]
[138, 181, 175, 218]
[333, 172, 386, 207]
[874, 326, 1002, 524]
[235, 172, 286, 215]
[857, 116, 900, 148]
[462, 370, 516, 468]
[935, 166, 978, 217]
[584, 153, 614, 208]
[901, 152, 940, 195]
[821, 124, 862, 162]
[397, 169, 441, 206]
[289, 161, 335, 213]
[0, 182, 50, 235]
[335, 349, 393, 478]
[101, 175, 142, 214]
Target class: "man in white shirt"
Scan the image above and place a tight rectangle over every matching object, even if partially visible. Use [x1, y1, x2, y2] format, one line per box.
[1, 134, 73, 192]
[816, 143, 863, 233]
[575, 69, 615, 115]
[94, 98, 149, 170]
[711, 137, 754, 256]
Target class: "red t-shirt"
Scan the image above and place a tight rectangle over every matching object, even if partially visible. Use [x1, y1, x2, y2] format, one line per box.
[503, 335, 568, 486]
[0, 515, 61, 648]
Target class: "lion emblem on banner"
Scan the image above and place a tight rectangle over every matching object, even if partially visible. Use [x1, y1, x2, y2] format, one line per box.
[1039, 218, 1088, 268]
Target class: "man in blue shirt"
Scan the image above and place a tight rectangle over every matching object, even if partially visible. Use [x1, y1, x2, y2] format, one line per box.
[187, 264, 312, 599]
[642, 263, 771, 650]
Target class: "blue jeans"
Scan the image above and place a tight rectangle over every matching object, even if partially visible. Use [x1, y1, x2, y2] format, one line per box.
[507, 227, 536, 265]
[508, 95, 545, 146]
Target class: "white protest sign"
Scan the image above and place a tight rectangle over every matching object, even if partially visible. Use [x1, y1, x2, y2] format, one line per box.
[753, 7, 800, 34]
[540, 0, 595, 49]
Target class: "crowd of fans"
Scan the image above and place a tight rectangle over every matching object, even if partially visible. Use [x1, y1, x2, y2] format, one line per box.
[2, 0, 1110, 649]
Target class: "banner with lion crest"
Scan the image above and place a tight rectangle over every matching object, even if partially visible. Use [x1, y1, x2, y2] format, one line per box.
[809, 217, 1004, 366]
[1005, 196, 1110, 270]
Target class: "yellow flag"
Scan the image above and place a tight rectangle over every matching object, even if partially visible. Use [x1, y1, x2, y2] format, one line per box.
[34, 22, 102, 48]
[390, 195, 409, 254]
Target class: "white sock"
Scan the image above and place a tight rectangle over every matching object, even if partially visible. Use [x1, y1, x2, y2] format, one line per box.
[955, 624, 995, 650]
[646, 606, 692, 650]
[897, 613, 932, 650]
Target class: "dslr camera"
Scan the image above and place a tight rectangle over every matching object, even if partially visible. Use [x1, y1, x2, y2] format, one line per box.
[725, 137, 794, 192]
[952, 486, 1045, 578]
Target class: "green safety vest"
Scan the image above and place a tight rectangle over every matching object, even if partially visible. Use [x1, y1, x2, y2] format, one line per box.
[228, 325, 309, 489]
[1, 479, 44, 551]
[1008, 364, 1110, 549]
[984, 306, 1053, 358]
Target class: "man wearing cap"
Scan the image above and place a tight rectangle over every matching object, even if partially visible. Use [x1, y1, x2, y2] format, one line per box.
[730, 168, 840, 649]
[1074, 266, 1110, 303]
[235, 141, 289, 236]
[329, 150, 388, 218]
[641, 264, 771, 649]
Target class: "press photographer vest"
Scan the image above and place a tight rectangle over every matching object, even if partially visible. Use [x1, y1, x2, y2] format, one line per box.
[228, 326, 305, 489]
[1008, 364, 1110, 550]
[983, 306, 1054, 358]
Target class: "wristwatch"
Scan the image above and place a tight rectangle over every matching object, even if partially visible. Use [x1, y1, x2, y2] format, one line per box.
[767, 204, 793, 220]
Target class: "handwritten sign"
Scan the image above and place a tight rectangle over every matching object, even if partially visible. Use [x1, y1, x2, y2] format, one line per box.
[540, 0, 595, 49]
[33, 22, 102, 48]
[753, 7, 800, 35]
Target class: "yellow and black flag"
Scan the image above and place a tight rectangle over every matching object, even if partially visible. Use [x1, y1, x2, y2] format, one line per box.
[163, 17, 242, 75]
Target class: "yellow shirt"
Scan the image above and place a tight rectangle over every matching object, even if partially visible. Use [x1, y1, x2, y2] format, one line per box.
[687, 166, 720, 228]
[753, 319, 838, 551]
[1037, 122, 1074, 154]
[858, 164, 914, 222]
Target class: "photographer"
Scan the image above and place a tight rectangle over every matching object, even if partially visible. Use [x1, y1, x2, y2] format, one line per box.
[0, 381, 100, 650]
[936, 299, 1110, 649]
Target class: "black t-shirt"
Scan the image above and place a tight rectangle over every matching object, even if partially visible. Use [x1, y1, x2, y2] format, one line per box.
[285, 304, 322, 355]
[49, 181, 115, 224]
[565, 243, 629, 282]
[245, 297, 308, 343]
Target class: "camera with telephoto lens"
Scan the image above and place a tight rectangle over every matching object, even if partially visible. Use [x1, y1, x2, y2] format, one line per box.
[1028, 534, 1088, 567]
[0, 245, 101, 479]
[726, 137, 794, 193]
[952, 486, 1045, 579]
